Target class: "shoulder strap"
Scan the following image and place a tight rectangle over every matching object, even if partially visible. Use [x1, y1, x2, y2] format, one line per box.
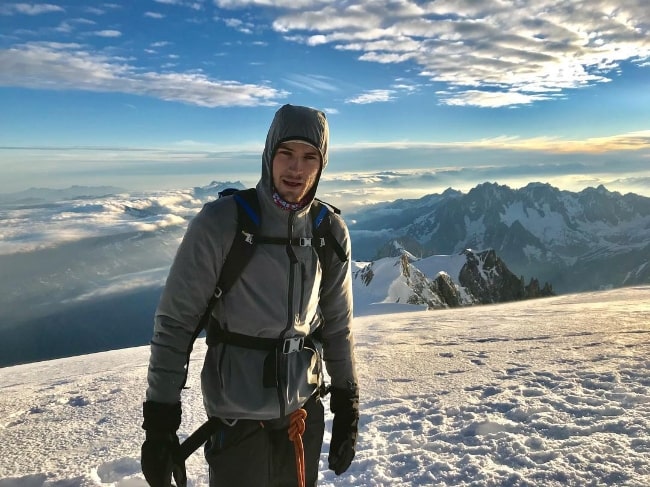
[216, 188, 260, 297]
[310, 200, 348, 265]
[179, 188, 260, 390]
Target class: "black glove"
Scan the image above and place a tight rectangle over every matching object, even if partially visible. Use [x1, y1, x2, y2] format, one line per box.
[328, 386, 359, 475]
[141, 401, 187, 487]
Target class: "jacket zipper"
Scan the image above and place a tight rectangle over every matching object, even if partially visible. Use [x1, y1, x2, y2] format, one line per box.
[277, 210, 298, 417]
[299, 263, 306, 313]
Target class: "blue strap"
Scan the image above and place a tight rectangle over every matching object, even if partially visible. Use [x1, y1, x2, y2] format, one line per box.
[313, 205, 328, 229]
[233, 193, 261, 227]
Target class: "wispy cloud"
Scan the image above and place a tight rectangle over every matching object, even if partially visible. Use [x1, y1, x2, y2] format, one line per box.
[332, 130, 650, 155]
[346, 89, 395, 104]
[3, 129, 649, 206]
[221, 17, 256, 34]
[155, 0, 202, 7]
[92, 29, 121, 38]
[144, 12, 165, 19]
[0, 3, 64, 15]
[442, 131, 650, 154]
[0, 42, 288, 107]
[283, 73, 339, 94]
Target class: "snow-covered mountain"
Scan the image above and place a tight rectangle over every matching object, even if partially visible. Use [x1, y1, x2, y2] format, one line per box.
[348, 182, 650, 293]
[352, 245, 552, 314]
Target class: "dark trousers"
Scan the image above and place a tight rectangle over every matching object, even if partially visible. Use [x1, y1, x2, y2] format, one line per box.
[205, 395, 325, 486]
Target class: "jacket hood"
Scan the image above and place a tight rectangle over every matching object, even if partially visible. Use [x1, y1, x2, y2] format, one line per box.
[260, 104, 329, 206]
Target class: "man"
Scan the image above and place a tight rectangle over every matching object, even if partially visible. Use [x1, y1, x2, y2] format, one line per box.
[141, 104, 359, 487]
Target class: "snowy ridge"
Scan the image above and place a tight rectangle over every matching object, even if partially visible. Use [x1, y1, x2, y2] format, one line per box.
[1, 286, 649, 486]
[352, 247, 545, 314]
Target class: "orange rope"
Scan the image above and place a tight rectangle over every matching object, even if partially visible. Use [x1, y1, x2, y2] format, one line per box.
[288, 408, 308, 487]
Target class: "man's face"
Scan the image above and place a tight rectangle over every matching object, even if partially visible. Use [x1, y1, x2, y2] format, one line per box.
[272, 141, 321, 203]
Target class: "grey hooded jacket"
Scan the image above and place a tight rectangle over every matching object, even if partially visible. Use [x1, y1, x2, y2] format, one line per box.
[145, 104, 357, 420]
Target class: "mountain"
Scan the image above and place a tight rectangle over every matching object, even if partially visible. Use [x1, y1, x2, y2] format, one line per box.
[192, 180, 246, 198]
[348, 182, 650, 293]
[0, 185, 126, 205]
[352, 245, 552, 313]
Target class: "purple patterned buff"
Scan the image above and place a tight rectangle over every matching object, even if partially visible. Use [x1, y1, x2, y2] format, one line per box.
[272, 190, 308, 211]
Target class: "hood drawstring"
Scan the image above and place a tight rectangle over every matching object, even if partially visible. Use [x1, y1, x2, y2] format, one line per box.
[288, 408, 308, 487]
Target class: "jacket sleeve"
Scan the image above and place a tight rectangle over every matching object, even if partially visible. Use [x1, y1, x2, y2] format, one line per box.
[145, 202, 229, 404]
[318, 214, 358, 391]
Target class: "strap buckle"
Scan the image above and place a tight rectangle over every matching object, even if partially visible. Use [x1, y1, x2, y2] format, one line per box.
[299, 237, 312, 247]
[282, 336, 305, 354]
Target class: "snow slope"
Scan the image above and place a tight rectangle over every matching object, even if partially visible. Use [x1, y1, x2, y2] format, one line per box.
[1, 286, 650, 486]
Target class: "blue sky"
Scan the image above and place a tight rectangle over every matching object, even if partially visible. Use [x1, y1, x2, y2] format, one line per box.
[1, 0, 649, 204]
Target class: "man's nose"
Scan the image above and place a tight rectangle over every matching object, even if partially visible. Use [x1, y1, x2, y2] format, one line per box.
[287, 157, 304, 172]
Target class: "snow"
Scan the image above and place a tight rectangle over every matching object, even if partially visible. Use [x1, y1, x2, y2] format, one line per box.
[2, 286, 650, 486]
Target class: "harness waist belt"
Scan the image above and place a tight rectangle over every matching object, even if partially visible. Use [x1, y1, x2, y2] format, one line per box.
[206, 328, 314, 354]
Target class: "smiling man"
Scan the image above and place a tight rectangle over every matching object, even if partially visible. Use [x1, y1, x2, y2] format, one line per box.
[141, 104, 359, 487]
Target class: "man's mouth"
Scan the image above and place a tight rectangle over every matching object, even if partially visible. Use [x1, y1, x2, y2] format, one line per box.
[283, 179, 302, 188]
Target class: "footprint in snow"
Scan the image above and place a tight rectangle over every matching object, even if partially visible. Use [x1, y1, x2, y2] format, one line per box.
[95, 457, 144, 485]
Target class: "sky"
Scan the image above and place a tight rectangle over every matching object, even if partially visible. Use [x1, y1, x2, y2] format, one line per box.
[1, 0, 650, 203]
[1, 285, 649, 486]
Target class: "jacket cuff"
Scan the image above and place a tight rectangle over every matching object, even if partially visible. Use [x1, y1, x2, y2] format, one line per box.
[142, 401, 182, 432]
[329, 386, 359, 414]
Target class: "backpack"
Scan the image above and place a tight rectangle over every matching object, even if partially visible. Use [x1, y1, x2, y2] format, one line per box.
[215, 187, 347, 297]
[180, 188, 347, 388]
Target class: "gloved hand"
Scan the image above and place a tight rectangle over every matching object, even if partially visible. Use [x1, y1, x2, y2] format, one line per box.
[141, 401, 187, 487]
[328, 386, 359, 475]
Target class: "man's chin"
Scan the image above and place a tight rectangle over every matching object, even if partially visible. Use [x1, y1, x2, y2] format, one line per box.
[278, 188, 305, 203]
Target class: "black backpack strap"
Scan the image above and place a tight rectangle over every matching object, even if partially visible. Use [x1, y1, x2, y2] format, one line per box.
[178, 188, 260, 391]
[311, 202, 348, 264]
[215, 188, 260, 297]
[178, 417, 221, 461]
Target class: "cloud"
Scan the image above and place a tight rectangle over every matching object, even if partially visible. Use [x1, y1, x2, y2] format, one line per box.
[221, 17, 256, 34]
[346, 81, 420, 104]
[331, 130, 650, 155]
[6, 1, 648, 109]
[92, 30, 122, 38]
[455, 130, 650, 154]
[283, 73, 339, 94]
[0, 3, 64, 15]
[2, 129, 649, 207]
[0, 42, 288, 107]
[0, 189, 202, 255]
[145, 12, 165, 19]
[239, 0, 650, 107]
[346, 89, 396, 104]
[62, 267, 170, 303]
